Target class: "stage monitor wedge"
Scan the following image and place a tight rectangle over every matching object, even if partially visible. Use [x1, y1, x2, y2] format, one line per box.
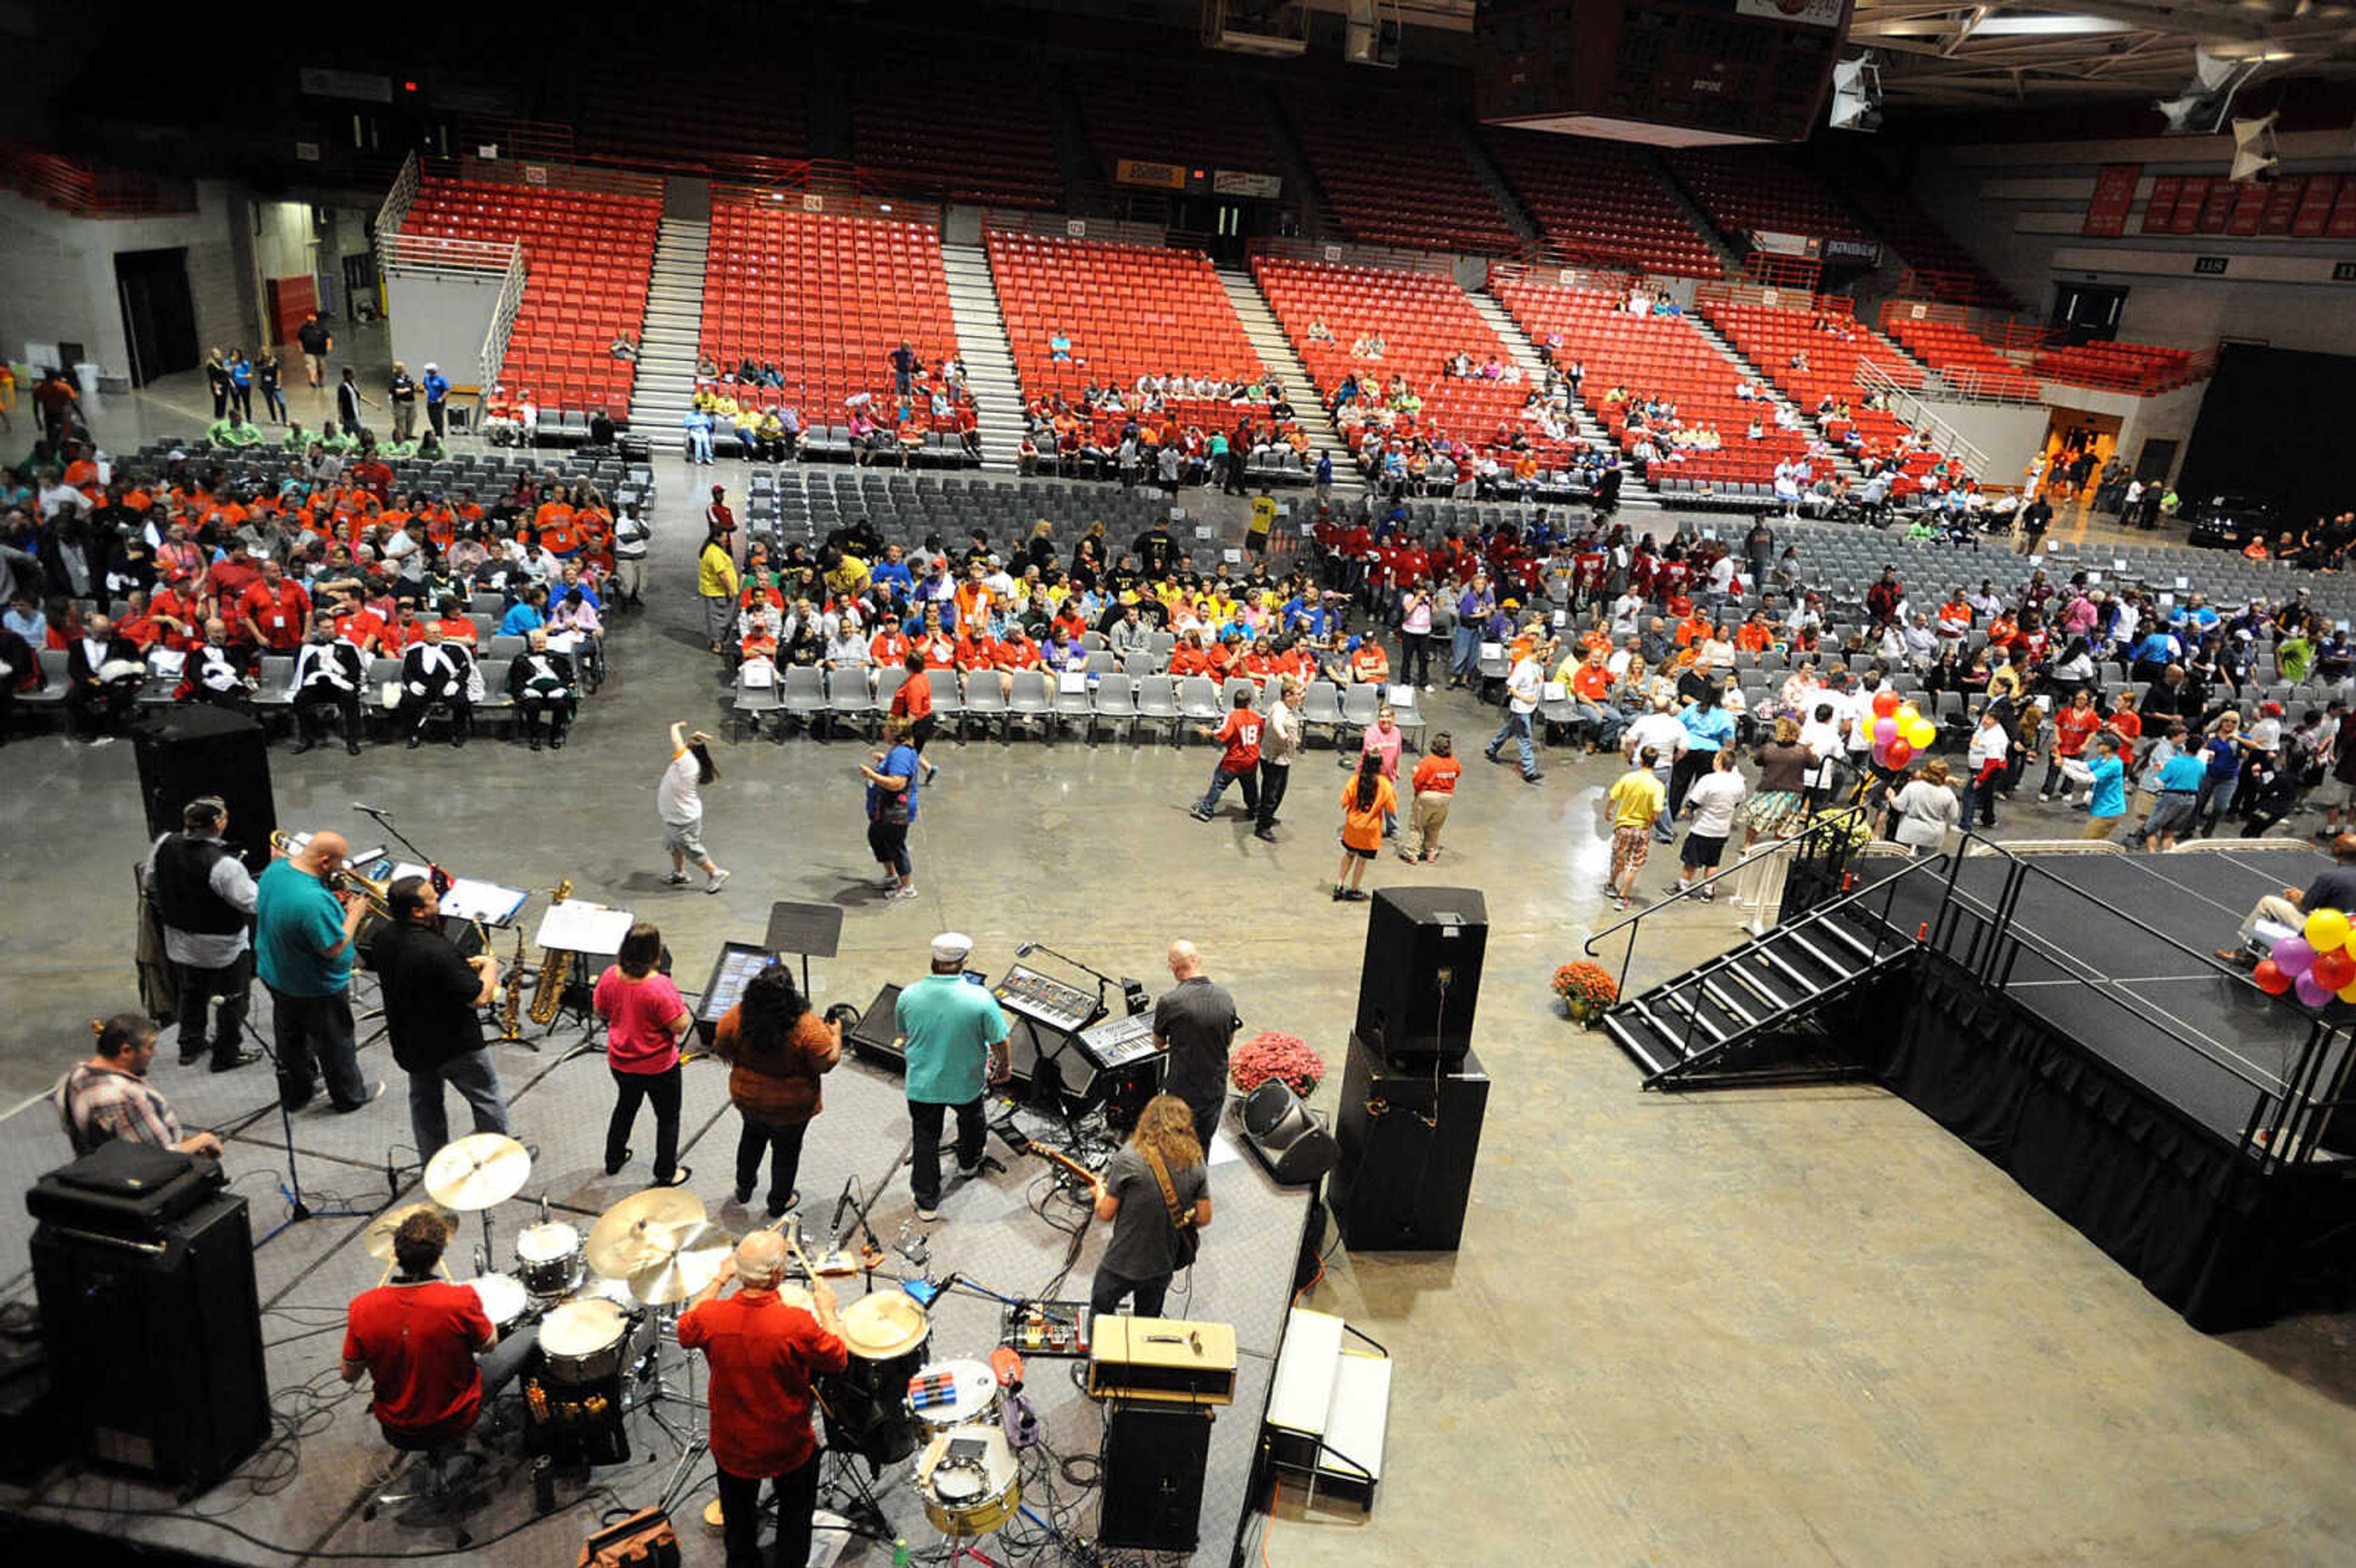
[1474, 0, 1854, 148]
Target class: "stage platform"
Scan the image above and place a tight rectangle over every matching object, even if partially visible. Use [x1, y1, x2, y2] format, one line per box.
[1874, 844, 2356, 1151]
[0, 1014, 1311, 1566]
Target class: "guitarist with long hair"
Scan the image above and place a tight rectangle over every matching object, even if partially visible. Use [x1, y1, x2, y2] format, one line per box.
[1088, 1093, 1212, 1318]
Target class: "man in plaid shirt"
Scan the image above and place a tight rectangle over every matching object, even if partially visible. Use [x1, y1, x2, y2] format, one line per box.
[55, 1013, 223, 1158]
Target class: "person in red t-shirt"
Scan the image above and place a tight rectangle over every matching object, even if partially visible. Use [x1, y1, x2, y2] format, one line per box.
[888, 649, 941, 783]
[1349, 636, 1390, 686]
[341, 1211, 534, 1446]
[2039, 688, 2103, 804]
[238, 562, 312, 655]
[1190, 686, 1263, 821]
[868, 615, 911, 669]
[1401, 732, 1462, 863]
[678, 1230, 849, 1568]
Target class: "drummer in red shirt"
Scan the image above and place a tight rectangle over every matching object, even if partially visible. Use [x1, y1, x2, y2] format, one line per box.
[342, 1210, 537, 1450]
[678, 1231, 847, 1568]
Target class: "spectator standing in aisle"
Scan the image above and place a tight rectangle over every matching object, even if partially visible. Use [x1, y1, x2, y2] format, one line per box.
[1399, 734, 1460, 864]
[1482, 640, 1547, 784]
[1254, 677, 1304, 844]
[255, 350, 286, 423]
[297, 313, 332, 388]
[1607, 748, 1668, 912]
[422, 363, 450, 439]
[387, 363, 418, 442]
[336, 367, 375, 435]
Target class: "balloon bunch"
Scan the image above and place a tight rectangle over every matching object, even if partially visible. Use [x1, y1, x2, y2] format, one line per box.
[1869, 690, 1940, 773]
[2254, 906, 2356, 1008]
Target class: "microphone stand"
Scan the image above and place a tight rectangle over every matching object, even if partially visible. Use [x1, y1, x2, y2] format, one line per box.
[237, 1008, 375, 1249]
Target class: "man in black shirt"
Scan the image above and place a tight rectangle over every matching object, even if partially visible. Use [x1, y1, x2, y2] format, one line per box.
[1152, 940, 1240, 1153]
[296, 313, 333, 388]
[1133, 525, 1179, 580]
[374, 875, 512, 1156]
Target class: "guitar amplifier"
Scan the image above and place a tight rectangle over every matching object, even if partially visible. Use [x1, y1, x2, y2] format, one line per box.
[1087, 1316, 1236, 1407]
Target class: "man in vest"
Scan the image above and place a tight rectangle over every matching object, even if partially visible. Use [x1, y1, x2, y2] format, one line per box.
[143, 797, 263, 1072]
[395, 620, 475, 748]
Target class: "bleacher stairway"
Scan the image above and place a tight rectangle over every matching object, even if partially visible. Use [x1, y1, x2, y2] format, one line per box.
[941, 242, 1026, 472]
[1685, 312, 1865, 488]
[1600, 894, 1904, 1089]
[1218, 267, 1358, 493]
[626, 217, 710, 450]
[1464, 288, 1613, 452]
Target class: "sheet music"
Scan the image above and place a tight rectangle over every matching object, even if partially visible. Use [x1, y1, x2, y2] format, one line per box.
[535, 899, 634, 954]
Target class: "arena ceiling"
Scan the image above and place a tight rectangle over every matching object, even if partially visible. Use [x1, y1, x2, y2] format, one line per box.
[1850, 1, 2356, 107]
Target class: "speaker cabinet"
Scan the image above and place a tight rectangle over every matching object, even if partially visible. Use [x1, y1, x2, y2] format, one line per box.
[31, 1193, 268, 1490]
[1355, 888, 1485, 1068]
[1239, 1079, 1338, 1186]
[133, 706, 277, 875]
[1099, 1402, 1212, 1551]
[1329, 1032, 1489, 1252]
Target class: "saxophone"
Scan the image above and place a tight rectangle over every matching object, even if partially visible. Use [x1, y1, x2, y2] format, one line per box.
[527, 878, 576, 1026]
[500, 924, 527, 1041]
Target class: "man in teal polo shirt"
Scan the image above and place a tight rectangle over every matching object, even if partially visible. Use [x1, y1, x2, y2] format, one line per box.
[893, 932, 1009, 1221]
[254, 830, 383, 1114]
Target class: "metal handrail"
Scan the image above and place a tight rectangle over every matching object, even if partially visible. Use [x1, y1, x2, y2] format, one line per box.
[371, 149, 422, 279]
[477, 245, 529, 401]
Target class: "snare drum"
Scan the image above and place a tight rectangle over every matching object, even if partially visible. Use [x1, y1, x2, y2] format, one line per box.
[907, 1357, 1002, 1445]
[818, 1291, 931, 1463]
[919, 1427, 1022, 1537]
[539, 1296, 631, 1384]
[514, 1220, 586, 1300]
[467, 1273, 530, 1342]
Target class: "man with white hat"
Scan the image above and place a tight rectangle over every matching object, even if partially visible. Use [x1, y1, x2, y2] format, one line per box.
[893, 932, 1011, 1221]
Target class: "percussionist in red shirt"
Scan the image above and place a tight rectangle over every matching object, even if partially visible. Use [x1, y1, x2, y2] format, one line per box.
[341, 1210, 538, 1448]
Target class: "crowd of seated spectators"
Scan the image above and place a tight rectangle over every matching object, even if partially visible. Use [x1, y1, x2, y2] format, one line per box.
[1016, 374, 1309, 493]
[683, 347, 979, 467]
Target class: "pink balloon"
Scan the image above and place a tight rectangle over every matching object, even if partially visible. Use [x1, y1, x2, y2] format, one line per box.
[2295, 972, 2334, 1009]
[1874, 716, 1898, 743]
[2272, 936, 2317, 976]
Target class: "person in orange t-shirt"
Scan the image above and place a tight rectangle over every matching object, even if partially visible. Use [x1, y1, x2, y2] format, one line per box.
[1334, 751, 1396, 901]
[1190, 685, 1263, 821]
[1401, 733, 1461, 863]
[1168, 632, 1209, 678]
[887, 649, 941, 783]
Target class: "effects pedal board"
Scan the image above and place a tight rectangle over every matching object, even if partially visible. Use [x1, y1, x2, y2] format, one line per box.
[1001, 1299, 1093, 1358]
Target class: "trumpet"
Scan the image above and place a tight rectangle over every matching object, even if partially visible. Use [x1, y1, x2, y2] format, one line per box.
[268, 829, 396, 918]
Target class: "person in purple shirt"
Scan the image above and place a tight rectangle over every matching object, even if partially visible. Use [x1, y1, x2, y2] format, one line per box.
[1448, 574, 1495, 690]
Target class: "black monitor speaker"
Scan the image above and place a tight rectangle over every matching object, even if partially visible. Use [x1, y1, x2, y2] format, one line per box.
[1098, 1403, 1211, 1551]
[133, 706, 277, 875]
[1239, 1079, 1338, 1186]
[1355, 887, 1485, 1067]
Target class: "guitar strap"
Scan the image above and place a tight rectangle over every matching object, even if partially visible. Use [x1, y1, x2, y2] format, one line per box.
[1139, 1147, 1194, 1255]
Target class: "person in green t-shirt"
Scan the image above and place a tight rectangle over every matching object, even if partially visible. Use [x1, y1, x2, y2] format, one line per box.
[891, 931, 1010, 1221]
[208, 409, 263, 447]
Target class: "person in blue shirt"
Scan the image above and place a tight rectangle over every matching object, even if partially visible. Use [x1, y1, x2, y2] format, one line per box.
[226, 350, 253, 420]
[869, 545, 915, 598]
[1669, 686, 1738, 816]
[1047, 331, 1071, 364]
[420, 363, 451, 437]
[892, 929, 1010, 1222]
[1314, 452, 1334, 498]
[683, 408, 715, 464]
[2131, 728, 2204, 850]
[2079, 734, 2128, 840]
[861, 716, 923, 899]
[253, 831, 382, 1113]
[500, 588, 548, 637]
[2192, 712, 2242, 839]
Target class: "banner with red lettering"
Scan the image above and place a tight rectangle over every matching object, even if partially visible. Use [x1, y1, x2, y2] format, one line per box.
[2227, 181, 2270, 236]
[2141, 176, 2183, 234]
[2169, 177, 2208, 233]
[2196, 180, 2236, 233]
[2330, 180, 2356, 239]
[2082, 163, 2141, 237]
[2260, 174, 2304, 236]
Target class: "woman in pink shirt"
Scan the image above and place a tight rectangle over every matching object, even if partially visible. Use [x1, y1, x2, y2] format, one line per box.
[1360, 704, 1405, 839]
[591, 922, 694, 1186]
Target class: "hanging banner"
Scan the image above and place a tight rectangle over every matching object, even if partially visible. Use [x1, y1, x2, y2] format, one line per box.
[2260, 174, 2305, 236]
[2081, 163, 2141, 237]
[2195, 180, 2236, 233]
[2169, 177, 2209, 234]
[2141, 176, 2182, 234]
[2227, 181, 2271, 236]
[2293, 174, 2339, 237]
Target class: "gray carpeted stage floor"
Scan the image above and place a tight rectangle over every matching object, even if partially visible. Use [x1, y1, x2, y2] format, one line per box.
[2, 1004, 1311, 1566]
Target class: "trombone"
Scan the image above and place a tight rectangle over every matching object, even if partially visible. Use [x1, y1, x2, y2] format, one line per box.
[268, 829, 396, 920]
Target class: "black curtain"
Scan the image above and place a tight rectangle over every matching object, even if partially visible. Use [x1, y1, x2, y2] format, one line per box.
[2177, 343, 2356, 527]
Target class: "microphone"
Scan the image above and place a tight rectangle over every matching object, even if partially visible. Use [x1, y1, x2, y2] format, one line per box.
[1015, 942, 1035, 958]
[830, 1176, 856, 1238]
[352, 801, 390, 817]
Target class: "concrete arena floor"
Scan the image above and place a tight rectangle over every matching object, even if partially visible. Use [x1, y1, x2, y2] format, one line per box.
[2, 359, 2352, 1566]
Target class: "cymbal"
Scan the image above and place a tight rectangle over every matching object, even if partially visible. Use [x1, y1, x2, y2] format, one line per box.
[585, 1186, 709, 1280]
[423, 1134, 532, 1212]
[626, 1219, 734, 1306]
[363, 1201, 455, 1261]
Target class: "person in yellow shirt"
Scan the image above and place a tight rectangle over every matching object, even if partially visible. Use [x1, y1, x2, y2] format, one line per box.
[699, 529, 742, 656]
[1607, 748, 1668, 912]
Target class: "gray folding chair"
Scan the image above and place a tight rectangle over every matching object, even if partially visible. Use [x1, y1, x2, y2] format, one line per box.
[1006, 670, 1055, 739]
[924, 668, 964, 737]
[780, 664, 828, 733]
[1053, 671, 1095, 735]
[1301, 680, 1344, 745]
[827, 667, 879, 738]
[1339, 681, 1382, 746]
[1090, 672, 1138, 744]
[1134, 674, 1181, 742]
[1176, 675, 1223, 731]
[962, 667, 1010, 739]
[731, 670, 782, 739]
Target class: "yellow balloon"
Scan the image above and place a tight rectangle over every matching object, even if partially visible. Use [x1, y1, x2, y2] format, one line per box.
[2338, 979, 2356, 1005]
[2304, 907, 2352, 955]
[1895, 704, 1920, 727]
[1906, 719, 1937, 749]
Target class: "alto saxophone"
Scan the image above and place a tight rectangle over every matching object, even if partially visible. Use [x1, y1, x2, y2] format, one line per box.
[527, 877, 577, 1027]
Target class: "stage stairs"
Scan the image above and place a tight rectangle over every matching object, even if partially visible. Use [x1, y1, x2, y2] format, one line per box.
[1599, 881, 1914, 1090]
[1264, 1307, 1390, 1512]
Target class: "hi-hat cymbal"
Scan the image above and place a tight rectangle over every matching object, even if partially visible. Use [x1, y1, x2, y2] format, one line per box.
[585, 1186, 709, 1280]
[423, 1134, 532, 1212]
[363, 1201, 456, 1261]
[626, 1219, 734, 1306]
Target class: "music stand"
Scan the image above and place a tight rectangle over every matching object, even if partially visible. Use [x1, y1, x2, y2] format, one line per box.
[763, 901, 844, 996]
[534, 898, 634, 1048]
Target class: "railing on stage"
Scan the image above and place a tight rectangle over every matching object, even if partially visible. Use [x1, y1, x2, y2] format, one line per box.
[1591, 811, 2356, 1172]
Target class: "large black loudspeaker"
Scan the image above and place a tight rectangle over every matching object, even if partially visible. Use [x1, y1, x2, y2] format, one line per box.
[1098, 1403, 1211, 1551]
[1328, 1032, 1490, 1252]
[133, 706, 278, 875]
[1355, 888, 1484, 1069]
[30, 1192, 269, 1489]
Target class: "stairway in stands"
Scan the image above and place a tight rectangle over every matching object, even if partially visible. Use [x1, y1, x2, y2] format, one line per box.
[1683, 312, 1865, 488]
[940, 243, 1026, 472]
[1600, 896, 1906, 1088]
[1217, 267, 1358, 494]
[1461, 288, 1629, 469]
[626, 217, 709, 451]
[1639, 148, 1748, 278]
